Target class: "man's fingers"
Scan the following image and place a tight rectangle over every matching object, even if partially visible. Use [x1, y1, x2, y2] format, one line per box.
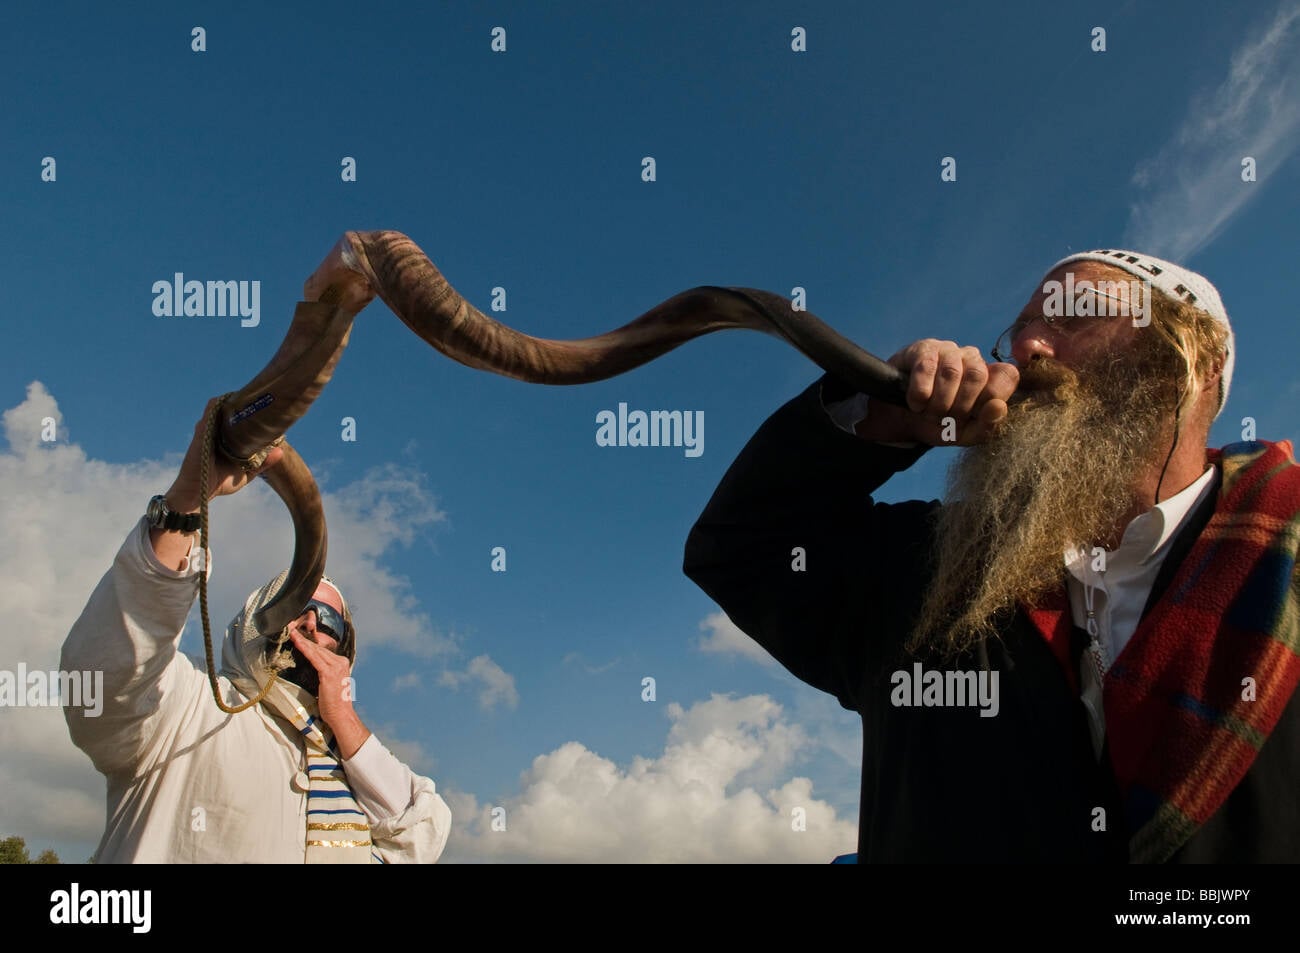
[960, 397, 1009, 445]
[984, 362, 1021, 403]
[900, 341, 948, 413]
[880, 341, 1021, 447]
[904, 353, 934, 413]
[926, 349, 966, 417]
[253, 445, 285, 477]
[949, 346, 990, 420]
[288, 629, 328, 669]
[289, 628, 345, 670]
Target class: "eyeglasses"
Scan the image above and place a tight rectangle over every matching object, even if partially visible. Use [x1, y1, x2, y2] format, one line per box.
[993, 285, 1142, 363]
[991, 316, 1050, 364]
[302, 601, 345, 642]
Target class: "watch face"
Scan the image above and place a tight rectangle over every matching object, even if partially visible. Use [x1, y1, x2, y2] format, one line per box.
[147, 496, 165, 525]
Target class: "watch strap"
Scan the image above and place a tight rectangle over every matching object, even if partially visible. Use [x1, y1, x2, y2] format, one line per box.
[149, 494, 202, 533]
[162, 508, 202, 533]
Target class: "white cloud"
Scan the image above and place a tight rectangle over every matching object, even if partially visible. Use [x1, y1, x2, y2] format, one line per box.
[438, 654, 519, 711]
[1126, 1, 1300, 259]
[442, 693, 856, 863]
[320, 463, 454, 660]
[0, 381, 449, 851]
[696, 611, 777, 666]
[392, 671, 421, 692]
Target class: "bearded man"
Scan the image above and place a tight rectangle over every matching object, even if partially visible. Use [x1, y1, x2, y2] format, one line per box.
[683, 249, 1300, 863]
[62, 400, 453, 863]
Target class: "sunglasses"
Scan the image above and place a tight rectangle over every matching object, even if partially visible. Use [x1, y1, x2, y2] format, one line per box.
[302, 601, 345, 642]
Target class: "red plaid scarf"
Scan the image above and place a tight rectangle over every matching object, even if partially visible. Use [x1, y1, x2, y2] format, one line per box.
[1025, 439, 1300, 862]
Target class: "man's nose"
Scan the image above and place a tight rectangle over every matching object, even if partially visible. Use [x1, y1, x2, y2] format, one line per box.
[1012, 316, 1057, 366]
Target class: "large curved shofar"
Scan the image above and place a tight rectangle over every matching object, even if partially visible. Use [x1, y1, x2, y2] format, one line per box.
[318, 230, 911, 394]
[214, 277, 377, 636]
[220, 229, 909, 636]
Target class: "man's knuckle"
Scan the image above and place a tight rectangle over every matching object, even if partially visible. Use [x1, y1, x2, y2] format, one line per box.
[937, 361, 963, 382]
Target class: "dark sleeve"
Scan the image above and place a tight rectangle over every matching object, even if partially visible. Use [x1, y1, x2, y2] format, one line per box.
[683, 375, 938, 710]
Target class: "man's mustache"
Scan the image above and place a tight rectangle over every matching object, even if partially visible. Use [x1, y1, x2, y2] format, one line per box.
[1005, 358, 1080, 405]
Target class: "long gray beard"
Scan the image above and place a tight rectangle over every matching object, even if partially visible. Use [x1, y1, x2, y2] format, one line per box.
[908, 348, 1180, 659]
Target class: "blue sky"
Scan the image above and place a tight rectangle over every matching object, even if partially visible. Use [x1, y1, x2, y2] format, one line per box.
[1, 1, 1297, 863]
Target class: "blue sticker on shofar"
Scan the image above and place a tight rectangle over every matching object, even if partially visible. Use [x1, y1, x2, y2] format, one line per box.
[229, 394, 275, 425]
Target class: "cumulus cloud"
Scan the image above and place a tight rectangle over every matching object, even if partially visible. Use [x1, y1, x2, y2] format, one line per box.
[438, 655, 519, 711]
[318, 463, 454, 659]
[0, 381, 449, 851]
[1126, 1, 1300, 259]
[442, 693, 856, 863]
[696, 611, 777, 666]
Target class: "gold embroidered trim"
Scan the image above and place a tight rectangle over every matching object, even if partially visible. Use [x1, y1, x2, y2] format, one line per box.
[307, 839, 373, 847]
[307, 823, 370, 831]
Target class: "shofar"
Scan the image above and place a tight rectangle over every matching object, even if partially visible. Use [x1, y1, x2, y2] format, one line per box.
[215, 230, 908, 636]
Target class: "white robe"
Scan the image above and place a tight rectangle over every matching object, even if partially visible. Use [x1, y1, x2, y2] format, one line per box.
[61, 517, 452, 863]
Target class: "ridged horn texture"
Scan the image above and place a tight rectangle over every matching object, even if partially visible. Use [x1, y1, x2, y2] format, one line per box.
[342, 230, 909, 398]
[215, 284, 375, 635]
[253, 438, 326, 635]
[217, 228, 909, 637]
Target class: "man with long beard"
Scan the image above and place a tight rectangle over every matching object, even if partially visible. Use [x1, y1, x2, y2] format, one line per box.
[684, 249, 1300, 862]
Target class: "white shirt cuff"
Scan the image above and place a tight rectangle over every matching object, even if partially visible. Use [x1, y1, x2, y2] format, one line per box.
[822, 393, 921, 449]
[133, 515, 210, 579]
[343, 733, 416, 820]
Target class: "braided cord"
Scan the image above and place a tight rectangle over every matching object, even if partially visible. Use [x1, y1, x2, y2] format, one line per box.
[199, 395, 285, 714]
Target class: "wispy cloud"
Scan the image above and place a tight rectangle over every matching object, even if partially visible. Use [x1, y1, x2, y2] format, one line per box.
[392, 672, 422, 692]
[1125, 1, 1300, 259]
[561, 651, 619, 676]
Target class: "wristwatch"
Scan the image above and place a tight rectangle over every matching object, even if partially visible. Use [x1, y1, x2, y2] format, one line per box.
[147, 495, 202, 533]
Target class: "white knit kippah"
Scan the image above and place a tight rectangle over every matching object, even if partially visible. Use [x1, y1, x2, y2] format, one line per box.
[1048, 248, 1235, 419]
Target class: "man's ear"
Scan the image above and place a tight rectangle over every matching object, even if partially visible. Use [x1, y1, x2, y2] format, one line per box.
[1206, 350, 1225, 384]
[1203, 352, 1226, 412]
[1187, 359, 1223, 434]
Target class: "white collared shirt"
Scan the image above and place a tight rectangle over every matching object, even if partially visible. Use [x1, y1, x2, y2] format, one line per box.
[1067, 464, 1218, 758]
[60, 518, 454, 862]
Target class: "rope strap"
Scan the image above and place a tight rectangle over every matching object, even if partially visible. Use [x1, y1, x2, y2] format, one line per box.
[198, 394, 287, 715]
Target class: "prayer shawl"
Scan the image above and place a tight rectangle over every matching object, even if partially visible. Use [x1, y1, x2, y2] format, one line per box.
[1025, 439, 1300, 862]
[223, 570, 377, 864]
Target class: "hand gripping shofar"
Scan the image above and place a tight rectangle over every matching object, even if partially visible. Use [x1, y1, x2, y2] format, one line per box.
[216, 229, 909, 636]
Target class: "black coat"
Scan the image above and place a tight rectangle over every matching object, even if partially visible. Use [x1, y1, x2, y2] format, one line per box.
[682, 376, 1300, 862]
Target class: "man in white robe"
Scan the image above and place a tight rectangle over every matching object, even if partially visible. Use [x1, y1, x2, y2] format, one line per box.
[61, 400, 452, 863]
